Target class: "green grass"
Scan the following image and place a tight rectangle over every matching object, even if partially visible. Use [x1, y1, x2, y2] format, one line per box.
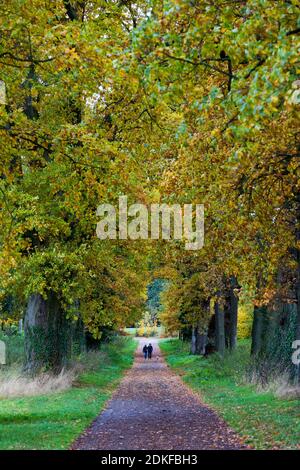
[160, 339, 300, 450]
[0, 337, 137, 450]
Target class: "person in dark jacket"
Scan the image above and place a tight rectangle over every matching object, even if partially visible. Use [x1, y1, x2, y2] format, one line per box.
[147, 343, 153, 359]
[142, 344, 148, 359]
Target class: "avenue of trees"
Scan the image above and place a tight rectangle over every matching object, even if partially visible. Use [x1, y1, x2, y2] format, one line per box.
[0, 0, 299, 382]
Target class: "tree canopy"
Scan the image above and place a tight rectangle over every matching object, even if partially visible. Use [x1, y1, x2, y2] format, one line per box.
[0, 0, 299, 374]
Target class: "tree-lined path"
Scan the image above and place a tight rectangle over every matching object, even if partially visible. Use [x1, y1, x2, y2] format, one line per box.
[72, 340, 248, 450]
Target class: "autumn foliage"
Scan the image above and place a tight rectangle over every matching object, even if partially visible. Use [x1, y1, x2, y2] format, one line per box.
[0, 1, 299, 376]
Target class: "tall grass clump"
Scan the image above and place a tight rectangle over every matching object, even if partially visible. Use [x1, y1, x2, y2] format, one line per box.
[0, 336, 136, 399]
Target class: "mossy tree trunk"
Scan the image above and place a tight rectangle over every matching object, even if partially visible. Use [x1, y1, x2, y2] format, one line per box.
[295, 194, 300, 383]
[224, 276, 239, 351]
[190, 299, 210, 355]
[214, 301, 225, 357]
[190, 326, 197, 354]
[195, 331, 207, 355]
[191, 325, 207, 355]
[24, 292, 71, 374]
[251, 305, 264, 355]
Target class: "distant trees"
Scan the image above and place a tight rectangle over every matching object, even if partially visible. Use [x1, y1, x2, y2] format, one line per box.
[146, 278, 166, 324]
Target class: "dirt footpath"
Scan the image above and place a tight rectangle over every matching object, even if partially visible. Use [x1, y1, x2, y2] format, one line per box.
[72, 338, 249, 450]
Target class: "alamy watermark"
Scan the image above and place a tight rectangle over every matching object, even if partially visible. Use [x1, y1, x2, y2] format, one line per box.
[0, 340, 6, 365]
[96, 196, 204, 250]
[0, 80, 6, 105]
[292, 340, 300, 366]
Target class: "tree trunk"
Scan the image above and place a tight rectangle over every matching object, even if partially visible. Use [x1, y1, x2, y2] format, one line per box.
[190, 326, 197, 354]
[196, 331, 207, 355]
[70, 300, 86, 356]
[251, 305, 264, 355]
[229, 279, 238, 350]
[295, 192, 300, 384]
[24, 292, 71, 374]
[192, 299, 210, 355]
[295, 280, 300, 383]
[214, 301, 225, 357]
[75, 317, 87, 354]
[224, 276, 239, 350]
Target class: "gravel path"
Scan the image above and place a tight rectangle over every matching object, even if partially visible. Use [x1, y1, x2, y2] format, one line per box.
[72, 339, 249, 450]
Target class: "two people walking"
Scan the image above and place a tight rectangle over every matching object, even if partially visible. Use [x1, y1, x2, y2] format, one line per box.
[142, 343, 153, 360]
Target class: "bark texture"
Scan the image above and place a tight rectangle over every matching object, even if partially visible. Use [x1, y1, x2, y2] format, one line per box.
[224, 276, 239, 350]
[24, 292, 71, 374]
[214, 301, 225, 357]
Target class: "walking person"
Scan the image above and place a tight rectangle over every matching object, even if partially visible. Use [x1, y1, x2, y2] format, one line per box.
[142, 344, 148, 360]
[147, 343, 153, 359]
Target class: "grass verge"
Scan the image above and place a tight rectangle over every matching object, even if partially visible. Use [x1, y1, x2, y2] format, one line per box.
[0, 337, 136, 450]
[160, 339, 300, 450]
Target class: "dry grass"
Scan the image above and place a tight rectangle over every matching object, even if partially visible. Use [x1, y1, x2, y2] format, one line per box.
[0, 349, 112, 398]
[0, 367, 75, 398]
[245, 368, 300, 399]
[274, 382, 300, 399]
